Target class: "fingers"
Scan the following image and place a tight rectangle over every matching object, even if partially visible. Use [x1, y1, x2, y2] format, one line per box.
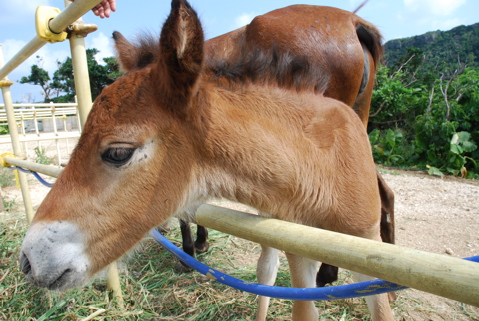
[92, 0, 116, 19]
[109, 0, 117, 14]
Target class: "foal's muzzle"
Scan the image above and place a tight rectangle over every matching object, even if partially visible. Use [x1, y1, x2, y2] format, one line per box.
[20, 221, 91, 290]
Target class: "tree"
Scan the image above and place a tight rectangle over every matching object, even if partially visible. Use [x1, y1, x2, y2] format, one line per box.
[19, 49, 120, 103]
[19, 57, 61, 101]
[51, 48, 120, 102]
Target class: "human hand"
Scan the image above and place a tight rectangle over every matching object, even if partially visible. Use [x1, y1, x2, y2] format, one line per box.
[91, 0, 116, 18]
[71, 0, 116, 18]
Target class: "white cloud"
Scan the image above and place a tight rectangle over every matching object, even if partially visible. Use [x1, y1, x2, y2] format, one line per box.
[2, 39, 34, 76]
[88, 32, 114, 64]
[2, 38, 69, 80]
[395, 0, 467, 36]
[233, 12, 256, 29]
[403, 0, 467, 16]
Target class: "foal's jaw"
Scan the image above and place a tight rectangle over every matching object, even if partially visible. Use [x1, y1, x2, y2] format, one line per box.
[20, 221, 90, 290]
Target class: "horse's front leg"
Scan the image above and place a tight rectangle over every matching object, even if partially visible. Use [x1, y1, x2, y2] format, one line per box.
[255, 245, 279, 321]
[285, 253, 319, 321]
[351, 232, 394, 321]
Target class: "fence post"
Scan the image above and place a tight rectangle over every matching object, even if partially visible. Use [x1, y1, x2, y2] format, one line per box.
[66, 5, 93, 128]
[63, 0, 124, 306]
[51, 103, 62, 165]
[0, 45, 35, 222]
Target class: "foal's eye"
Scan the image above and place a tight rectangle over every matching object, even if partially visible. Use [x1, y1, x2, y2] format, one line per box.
[101, 147, 136, 165]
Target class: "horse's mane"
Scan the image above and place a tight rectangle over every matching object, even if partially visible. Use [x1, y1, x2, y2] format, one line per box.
[123, 34, 329, 94]
[206, 43, 329, 93]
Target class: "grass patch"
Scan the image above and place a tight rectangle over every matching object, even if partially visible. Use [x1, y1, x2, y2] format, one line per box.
[0, 215, 376, 321]
[3, 210, 475, 320]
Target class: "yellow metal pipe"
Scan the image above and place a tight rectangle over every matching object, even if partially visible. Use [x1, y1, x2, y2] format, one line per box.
[106, 261, 124, 308]
[195, 204, 479, 307]
[69, 34, 93, 126]
[63, 0, 122, 302]
[0, 46, 35, 222]
[0, 0, 103, 80]
[3, 157, 62, 178]
[3, 151, 478, 306]
[64, 1, 94, 127]
[51, 0, 103, 34]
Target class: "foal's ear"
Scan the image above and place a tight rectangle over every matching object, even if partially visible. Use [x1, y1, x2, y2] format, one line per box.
[112, 31, 137, 72]
[154, 0, 204, 116]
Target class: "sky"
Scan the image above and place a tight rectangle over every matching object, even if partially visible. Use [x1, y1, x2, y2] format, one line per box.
[1, 0, 478, 104]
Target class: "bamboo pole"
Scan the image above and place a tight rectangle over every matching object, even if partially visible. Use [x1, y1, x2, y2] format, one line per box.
[0, 45, 35, 222]
[195, 204, 479, 307]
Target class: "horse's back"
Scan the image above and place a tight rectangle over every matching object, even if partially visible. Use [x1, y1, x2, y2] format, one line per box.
[205, 5, 381, 109]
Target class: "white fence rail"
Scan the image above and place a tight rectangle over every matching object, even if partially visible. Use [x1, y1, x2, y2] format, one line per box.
[0, 102, 81, 164]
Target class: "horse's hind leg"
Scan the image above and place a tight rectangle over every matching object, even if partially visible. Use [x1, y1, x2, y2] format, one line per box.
[176, 219, 195, 272]
[378, 171, 395, 244]
[255, 245, 279, 321]
[316, 263, 338, 287]
[195, 225, 209, 253]
[377, 172, 397, 301]
[285, 253, 319, 321]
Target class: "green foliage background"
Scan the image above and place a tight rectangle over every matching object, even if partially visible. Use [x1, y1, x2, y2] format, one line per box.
[19, 49, 120, 103]
[370, 23, 479, 178]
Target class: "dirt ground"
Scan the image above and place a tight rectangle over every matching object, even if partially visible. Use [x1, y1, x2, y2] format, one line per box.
[378, 168, 479, 320]
[1, 137, 478, 320]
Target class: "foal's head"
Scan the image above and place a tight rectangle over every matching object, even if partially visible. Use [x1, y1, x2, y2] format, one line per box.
[20, 0, 208, 290]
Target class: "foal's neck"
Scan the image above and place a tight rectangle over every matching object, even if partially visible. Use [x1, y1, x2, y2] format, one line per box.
[191, 86, 325, 215]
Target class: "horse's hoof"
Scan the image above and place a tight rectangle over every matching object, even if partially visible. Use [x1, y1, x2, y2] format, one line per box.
[155, 225, 170, 235]
[174, 261, 194, 273]
[195, 242, 210, 253]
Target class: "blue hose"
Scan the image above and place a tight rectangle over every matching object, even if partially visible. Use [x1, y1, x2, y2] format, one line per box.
[150, 229, 406, 300]
[150, 229, 479, 300]
[9, 166, 54, 187]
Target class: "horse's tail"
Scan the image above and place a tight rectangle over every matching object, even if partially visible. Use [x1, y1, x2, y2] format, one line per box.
[355, 21, 384, 72]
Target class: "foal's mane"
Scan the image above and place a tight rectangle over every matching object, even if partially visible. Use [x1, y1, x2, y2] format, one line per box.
[121, 33, 329, 93]
[124, 33, 160, 69]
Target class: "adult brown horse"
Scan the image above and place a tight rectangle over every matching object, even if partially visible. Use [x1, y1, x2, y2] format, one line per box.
[20, 1, 394, 320]
[113, 3, 395, 293]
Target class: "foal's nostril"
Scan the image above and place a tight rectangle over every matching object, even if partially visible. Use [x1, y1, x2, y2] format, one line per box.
[20, 253, 32, 275]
